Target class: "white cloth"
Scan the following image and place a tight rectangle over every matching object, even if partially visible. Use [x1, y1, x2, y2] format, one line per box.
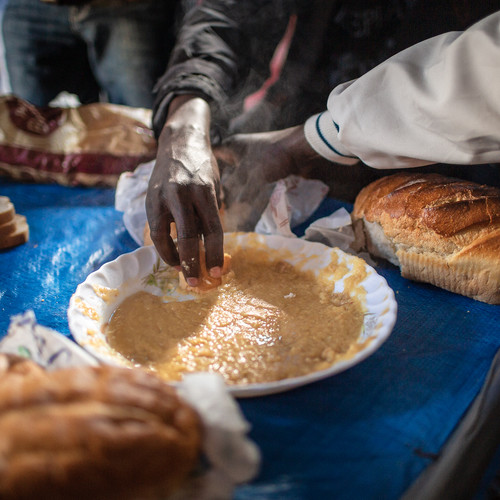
[304, 11, 500, 169]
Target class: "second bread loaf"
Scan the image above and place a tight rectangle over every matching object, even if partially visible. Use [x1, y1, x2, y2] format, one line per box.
[351, 172, 500, 304]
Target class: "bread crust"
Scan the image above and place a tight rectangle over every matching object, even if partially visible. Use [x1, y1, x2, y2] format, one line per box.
[352, 173, 500, 304]
[0, 355, 202, 500]
[0, 215, 29, 249]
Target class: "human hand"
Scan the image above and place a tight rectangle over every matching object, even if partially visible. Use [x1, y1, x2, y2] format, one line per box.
[214, 125, 318, 229]
[146, 96, 224, 286]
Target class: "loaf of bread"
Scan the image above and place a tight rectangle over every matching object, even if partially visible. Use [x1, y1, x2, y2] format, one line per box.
[0, 354, 202, 500]
[351, 172, 500, 304]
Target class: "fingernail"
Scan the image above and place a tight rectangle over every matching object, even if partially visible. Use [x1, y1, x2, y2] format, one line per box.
[209, 266, 221, 278]
[187, 277, 199, 287]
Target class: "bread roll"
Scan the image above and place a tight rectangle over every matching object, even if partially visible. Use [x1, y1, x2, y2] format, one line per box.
[0, 355, 202, 500]
[0, 215, 29, 250]
[351, 172, 500, 304]
[0, 215, 18, 236]
[0, 198, 29, 249]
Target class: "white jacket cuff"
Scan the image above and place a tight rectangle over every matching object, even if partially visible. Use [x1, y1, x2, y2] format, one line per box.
[304, 112, 359, 165]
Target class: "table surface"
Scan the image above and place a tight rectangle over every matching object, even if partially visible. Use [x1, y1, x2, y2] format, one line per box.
[1, 178, 499, 500]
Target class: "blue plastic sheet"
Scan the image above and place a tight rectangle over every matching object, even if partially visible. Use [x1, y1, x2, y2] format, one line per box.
[1, 178, 499, 499]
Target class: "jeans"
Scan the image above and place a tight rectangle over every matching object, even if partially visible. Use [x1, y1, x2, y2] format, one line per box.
[2, 0, 179, 108]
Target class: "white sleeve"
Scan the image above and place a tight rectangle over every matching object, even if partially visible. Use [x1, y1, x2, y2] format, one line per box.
[304, 11, 500, 169]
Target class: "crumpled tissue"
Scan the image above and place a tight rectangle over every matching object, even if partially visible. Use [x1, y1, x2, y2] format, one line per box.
[254, 174, 329, 237]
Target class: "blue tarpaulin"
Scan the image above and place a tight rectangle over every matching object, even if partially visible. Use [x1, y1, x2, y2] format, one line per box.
[1, 178, 499, 499]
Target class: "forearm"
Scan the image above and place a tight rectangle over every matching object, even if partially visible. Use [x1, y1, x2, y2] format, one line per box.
[305, 11, 500, 169]
[276, 125, 330, 177]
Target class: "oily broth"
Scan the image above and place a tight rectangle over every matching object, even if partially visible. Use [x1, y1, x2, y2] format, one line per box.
[104, 246, 366, 385]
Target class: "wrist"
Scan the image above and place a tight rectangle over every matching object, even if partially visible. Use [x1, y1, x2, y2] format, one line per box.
[160, 95, 211, 146]
[278, 125, 322, 176]
[167, 94, 208, 117]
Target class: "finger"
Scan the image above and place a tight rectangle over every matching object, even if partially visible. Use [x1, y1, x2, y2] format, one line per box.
[145, 194, 180, 268]
[155, 230, 180, 269]
[194, 189, 224, 273]
[204, 229, 224, 278]
[176, 234, 202, 286]
[148, 216, 180, 268]
[171, 202, 202, 284]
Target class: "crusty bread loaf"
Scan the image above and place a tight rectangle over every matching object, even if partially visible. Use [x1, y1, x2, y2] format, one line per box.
[0, 215, 18, 236]
[0, 354, 202, 500]
[351, 172, 500, 304]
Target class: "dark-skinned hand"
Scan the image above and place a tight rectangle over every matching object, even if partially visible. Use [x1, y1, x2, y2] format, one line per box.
[214, 125, 322, 229]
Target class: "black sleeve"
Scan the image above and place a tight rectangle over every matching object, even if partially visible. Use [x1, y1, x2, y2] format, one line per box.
[152, 0, 295, 138]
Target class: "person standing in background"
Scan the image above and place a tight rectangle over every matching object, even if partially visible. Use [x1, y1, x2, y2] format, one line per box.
[1, 0, 185, 108]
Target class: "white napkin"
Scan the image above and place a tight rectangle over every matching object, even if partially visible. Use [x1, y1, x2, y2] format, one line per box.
[255, 175, 329, 237]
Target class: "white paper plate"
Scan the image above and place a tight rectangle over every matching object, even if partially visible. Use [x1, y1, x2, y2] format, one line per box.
[68, 233, 397, 397]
